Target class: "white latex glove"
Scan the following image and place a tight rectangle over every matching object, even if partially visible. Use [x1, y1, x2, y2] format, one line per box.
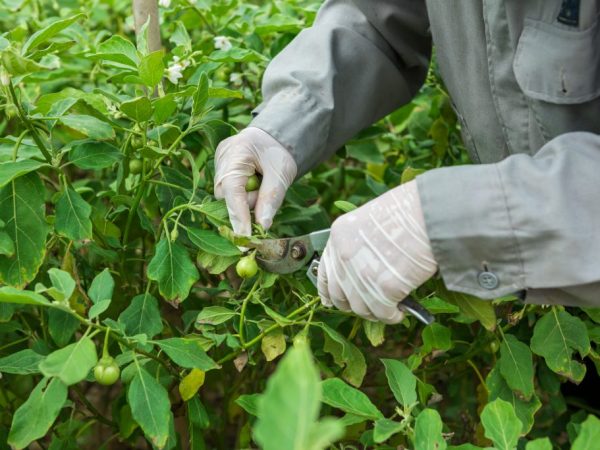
[214, 127, 297, 236]
[317, 180, 437, 324]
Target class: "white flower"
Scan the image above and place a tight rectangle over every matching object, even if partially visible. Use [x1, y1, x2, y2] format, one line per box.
[166, 56, 190, 84]
[158, 0, 171, 8]
[213, 36, 232, 51]
[230, 72, 243, 86]
[0, 69, 9, 87]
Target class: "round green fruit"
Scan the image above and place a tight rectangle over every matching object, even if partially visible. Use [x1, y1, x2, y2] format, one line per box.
[236, 255, 259, 278]
[94, 357, 121, 385]
[245, 174, 260, 192]
[129, 159, 143, 175]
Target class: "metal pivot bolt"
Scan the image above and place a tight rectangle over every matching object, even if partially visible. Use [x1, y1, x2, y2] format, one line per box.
[290, 242, 306, 260]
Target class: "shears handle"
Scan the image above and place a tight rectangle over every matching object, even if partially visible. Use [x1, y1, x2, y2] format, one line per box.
[307, 259, 434, 326]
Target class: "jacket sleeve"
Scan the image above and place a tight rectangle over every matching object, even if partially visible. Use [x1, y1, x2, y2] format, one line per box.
[249, 0, 432, 176]
[417, 132, 600, 307]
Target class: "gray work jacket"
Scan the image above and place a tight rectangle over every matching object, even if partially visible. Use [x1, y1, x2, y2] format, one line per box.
[249, 0, 600, 307]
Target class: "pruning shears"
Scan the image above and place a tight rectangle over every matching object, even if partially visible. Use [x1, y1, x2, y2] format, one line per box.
[254, 229, 435, 325]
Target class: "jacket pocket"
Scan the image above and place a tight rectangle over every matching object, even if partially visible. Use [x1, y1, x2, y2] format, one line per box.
[513, 17, 600, 104]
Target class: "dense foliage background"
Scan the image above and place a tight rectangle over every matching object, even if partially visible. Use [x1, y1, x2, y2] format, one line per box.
[1, 1, 599, 449]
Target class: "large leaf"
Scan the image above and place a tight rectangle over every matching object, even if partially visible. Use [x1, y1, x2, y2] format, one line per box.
[0, 173, 50, 287]
[154, 337, 218, 371]
[499, 334, 534, 398]
[118, 293, 163, 338]
[8, 378, 68, 449]
[48, 268, 76, 301]
[261, 329, 286, 362]
[55, 187, 92, 241]
[421, 323, 452, 353]
[0, 286, 50, 306]
[373, 419, 404, 444]
[0, 159, 46, 189]
[147, 238, 199, 301]
[128, 365, 173, 449]
[187, 228, 241, 256]
[138, 50, 164, 88]
[571, 415, 600, 450]
[480, 399, 522, 450]
[38, 337, 98, 385]
[69, 141, 122, 169]
[320, 323, 366, 387]
[254, 341, 344, 450]
[414, 409, 446, 450]
[381, 359, 417, 407]
[0, 349, 45, 374]
[486, 367, 541, 434]
[48, 308, 80, 347]
[321, 378, 383, 421]
[22, 13, 85, 54]
[530, 308, 590, 383]
[59, 115, 115, 140]
[192, 72, 208, 117]
[179, 368, 205, 401]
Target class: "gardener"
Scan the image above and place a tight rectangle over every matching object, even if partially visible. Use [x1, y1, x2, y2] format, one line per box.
[214, 0, 600, 323]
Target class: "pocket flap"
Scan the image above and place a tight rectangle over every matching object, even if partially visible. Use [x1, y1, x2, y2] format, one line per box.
[513, 18, 600, 104]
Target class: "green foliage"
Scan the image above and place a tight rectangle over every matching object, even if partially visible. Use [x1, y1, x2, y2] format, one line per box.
[0, 1, 598, 449]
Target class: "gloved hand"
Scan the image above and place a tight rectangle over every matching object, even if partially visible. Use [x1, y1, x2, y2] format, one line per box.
[317, 180, 437, 324]
[214, 127, 297, 236]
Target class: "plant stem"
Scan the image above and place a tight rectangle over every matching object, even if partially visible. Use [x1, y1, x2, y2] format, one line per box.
[238, 278, 260, 346]
[6, 81, 53, 164]
[181, 0, 217, 34]
[217, 297, 321, 365]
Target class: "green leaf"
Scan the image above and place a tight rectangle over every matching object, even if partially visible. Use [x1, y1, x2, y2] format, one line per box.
[346, 141, 384, 164]
[152, 94, 177, 124]
[381, 359, 417, 407]
[236, 393, 261, 416]
[8, 378, 68, 449]
[321, 378, 383, 421]
[118, 293, 163, 338]
[93, 35, 139, 68]
[187, 228, 241, 256]
[38, 337, 98, 385]
[69, 141, 122, 169]
[261, 329, 286, 361]
[48, 308, 80, 347]
[362, 320, 385, 347]
[196, 251, 237, 274]
[422, 323, 452, 353]
[0, 160, 46, 189]
[480, 399, 522, 450]
[320, 323, 366, 387]
[0, 286, 50, 305]
[208, 86, 243, 99]
[0, 173, 50, 287]
[571, 415, 600, 450]
[254, 341, 344, 450]
[192, 72, 208, 117]
[373, 419, 404, 444]
[22, 13, 85, 54]
[120, 96, 153, 122]
[48, 268, 76, 301]
[0, 349, 45, 374]
[486, 367, 541, 434]
[55, 187, 92, 241]
[333, 200, 358, 213]
[0, 231, 14, 257]
[414, 409, 446, 450]
[530, 308, 590, 383]
[60, 115, 115, 140]
[154, 337, 218, 371]
[147, 238, 199, 301]
[138, 50, 164, 88]
[196, 306, 237, 325]
[435, 280, 496, 331]
[525, 438, 552, 450]
[128, 365, 173, 449]
[1, 49, 44, 75]
[179, 368, 205, 401]
[87, 268, 114, 318]
[499, 334, 534, 398]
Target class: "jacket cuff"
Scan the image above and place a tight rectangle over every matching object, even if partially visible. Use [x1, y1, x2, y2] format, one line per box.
[249, 88, 328, 178]
[416, 164, 526, 299]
